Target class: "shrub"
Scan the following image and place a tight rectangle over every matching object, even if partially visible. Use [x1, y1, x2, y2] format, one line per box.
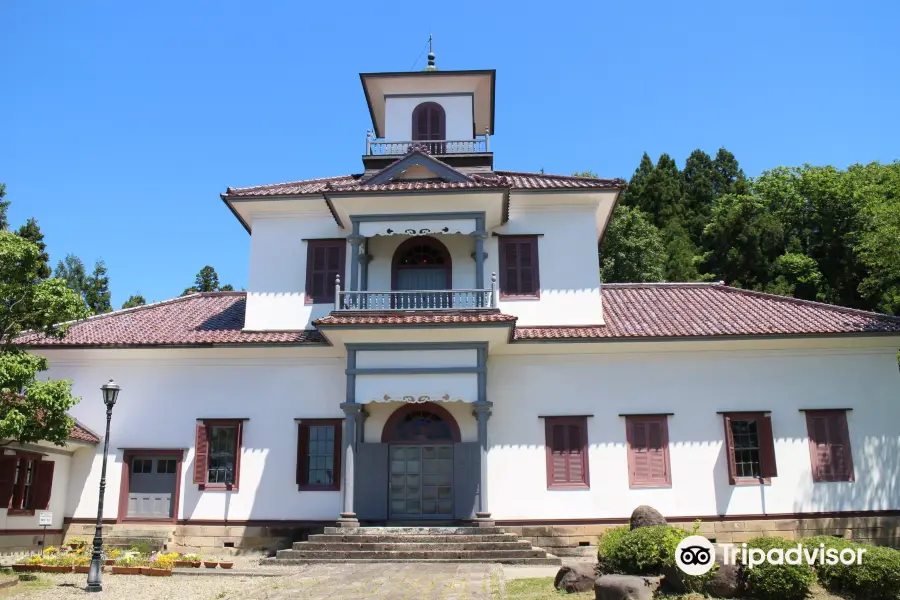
[742, 536, 817, 600]
[804, 536, 900, 600]
[598, 525, 687, 574]
[151, 556, 174, 570]
[114, 555, 137, 567]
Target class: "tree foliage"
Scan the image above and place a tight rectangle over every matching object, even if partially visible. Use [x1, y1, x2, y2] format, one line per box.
[599, 205, 666, 283]
[1, 230, 89, 445]
[600, 152, 900, 321]
[182, 265, 232, 295]
[55, 254, 112, 314]
[121, 294, 147, 309]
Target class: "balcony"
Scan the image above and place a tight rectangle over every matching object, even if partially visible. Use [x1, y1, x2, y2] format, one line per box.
[335, 288, 496, 312]
[362, 134, 493, 170]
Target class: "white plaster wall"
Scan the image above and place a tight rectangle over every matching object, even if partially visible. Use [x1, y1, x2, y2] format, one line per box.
[487, 349, 900, 519]
[246, 216, 347, 330]
[363, 401, 477, 444]
[44, 352, 346, 522]
[0, 450, 71, 531]
[384, 95, 474, 141]
[366, 234, 476, 292]
[357, 349, 477, 369]
[489, 208, 604, 326]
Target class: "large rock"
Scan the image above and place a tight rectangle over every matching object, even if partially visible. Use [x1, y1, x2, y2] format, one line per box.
[628, 505, 666, 530]
[661, 546, 742, 598]
[594, 574, 660, 600]
[554, 564, 596, 593]
[704, 546, 742, 598]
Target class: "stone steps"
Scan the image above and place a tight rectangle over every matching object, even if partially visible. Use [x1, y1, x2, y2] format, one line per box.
[262, 557, 563, 565]
[266, 525, 561, 566]
[308, 534, 518, 544]
[295, 541, 534, 551]
[277, 549, 549, 560]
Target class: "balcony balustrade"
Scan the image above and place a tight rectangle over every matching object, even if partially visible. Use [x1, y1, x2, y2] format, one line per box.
[335, 288, 496, 311]
[366, 135, 489, 156]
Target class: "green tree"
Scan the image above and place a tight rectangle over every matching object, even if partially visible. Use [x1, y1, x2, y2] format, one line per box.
[219, 284, 234, 291]
[620, 153, 655, 208]
[84, 260, 112, 314]
[121, 294, 147, 309]
[681, 149, 717, 245]
[599, 206, 666, 283]
[0, 183, 8, 231]
[856, 162, 900, 314]
[16, 219, 51, 279]
[55, 254, 88, 296]
[662, 221, 700, 281]
[713, 148, 749, 196]
[573, 170, 599, 178]
[182, 265, 231, 295]
[0, 231, 89, 446]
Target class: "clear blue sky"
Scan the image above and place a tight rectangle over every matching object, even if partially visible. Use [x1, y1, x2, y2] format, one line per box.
[3, 1, 898, 308]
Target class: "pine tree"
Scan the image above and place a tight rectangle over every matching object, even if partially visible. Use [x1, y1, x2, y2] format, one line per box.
[0, 183, 8, 231]
[182, 265, 232, 295]
[620, 153, 654, 208]
[83, 260, 112, 314]
[662, 221, 700, 281]
[682, 150, 717, 246]
[16, 218, 51, 279]
[122, 294, 147, 309]
[55, 254, 88, 296]
[713, 148, 749, 196]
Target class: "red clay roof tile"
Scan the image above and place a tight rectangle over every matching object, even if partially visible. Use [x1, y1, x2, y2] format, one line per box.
[69, 421, 100, 444]
[515, 283, 900, 340]
[222, 170, 625, 198]
[16, 286, 900, 348]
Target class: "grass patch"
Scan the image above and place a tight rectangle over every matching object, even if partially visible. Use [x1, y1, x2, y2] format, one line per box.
[0, 574, 54, 597]
[500, 577, 591, 599]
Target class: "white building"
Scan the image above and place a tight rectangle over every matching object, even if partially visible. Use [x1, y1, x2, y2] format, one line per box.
[9, 60, 900, 557]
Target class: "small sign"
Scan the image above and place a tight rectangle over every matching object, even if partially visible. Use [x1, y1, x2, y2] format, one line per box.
[38, 511, 52, 526]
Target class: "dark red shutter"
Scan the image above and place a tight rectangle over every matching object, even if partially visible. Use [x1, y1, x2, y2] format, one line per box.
[807, 411, 854, 483]
[566, 424, 583, 482]
[550, 423, 568, 483]
[0, 456, 17, 508]
[627, 417, 670, 487]
[500, 237, 540, 297]
[412, 102, 445, 142]
[723, 414, 738, 484]
[297, 423, 309, 486]
[834, 413, 855, 482]
[31, 461, 54, 510]
[630, 421, 650, 482]
[646, 420, 667, 482]
[758, 414, 778, 478]
[306, 241, 345, 304]
[193, 423, 209, 485]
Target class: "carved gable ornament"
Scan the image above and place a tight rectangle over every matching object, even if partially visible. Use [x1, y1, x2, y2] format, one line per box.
[371, 393, 465, 403]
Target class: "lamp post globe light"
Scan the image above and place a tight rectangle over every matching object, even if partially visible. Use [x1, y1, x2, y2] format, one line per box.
[86, 379, 120, 593]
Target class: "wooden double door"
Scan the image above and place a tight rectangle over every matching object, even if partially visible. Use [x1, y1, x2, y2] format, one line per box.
[389, 445, 453, 518]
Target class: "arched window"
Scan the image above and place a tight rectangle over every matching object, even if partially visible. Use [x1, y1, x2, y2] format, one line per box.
[412, 102, 446, 142]
[397, 242, 447, 267]
[382, 403, 461, 443]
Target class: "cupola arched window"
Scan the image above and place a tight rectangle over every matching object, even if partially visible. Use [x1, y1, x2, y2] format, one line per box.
[412, 102, 446, 142]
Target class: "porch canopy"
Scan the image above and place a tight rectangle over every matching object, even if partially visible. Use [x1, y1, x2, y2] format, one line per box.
[355, 372, 478, 404]
[358, 218, 477, 237]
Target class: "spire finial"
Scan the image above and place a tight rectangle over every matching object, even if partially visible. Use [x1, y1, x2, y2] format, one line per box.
[425, 34, 437, 71]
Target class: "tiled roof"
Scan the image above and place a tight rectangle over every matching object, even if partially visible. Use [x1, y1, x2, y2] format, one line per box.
[17, 293, 326, 347]
[223, 170, 625, 198]
[515, 283, 900, 340]
[69, 421, 100, 444]
[313, 312, 518, 327]
[16, 286, 900, 349]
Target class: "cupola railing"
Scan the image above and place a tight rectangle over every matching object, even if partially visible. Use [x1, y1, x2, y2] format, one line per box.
[366, 132, 490, 156]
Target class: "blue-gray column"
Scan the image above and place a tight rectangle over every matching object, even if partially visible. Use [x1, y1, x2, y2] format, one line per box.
[348, 232, 364, 293]
[471, 217, 487, 291]
[359, 241, 371, 292]
[338, 348, 360, 527]
[472, 344, 492, 521]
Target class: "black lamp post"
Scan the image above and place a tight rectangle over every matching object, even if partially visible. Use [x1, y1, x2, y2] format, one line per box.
[85, 379, 120, 593]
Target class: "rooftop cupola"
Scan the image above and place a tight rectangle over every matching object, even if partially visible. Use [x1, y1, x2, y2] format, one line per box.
[360, 50, 496, 172]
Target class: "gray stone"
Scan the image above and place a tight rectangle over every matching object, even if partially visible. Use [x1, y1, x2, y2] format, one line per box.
[553, 563, 596, 593]
[594, 574, 660, 600]
[661, 546, 742, 598]
[628, 505, 667, 530]
[704, 546, 742, 598]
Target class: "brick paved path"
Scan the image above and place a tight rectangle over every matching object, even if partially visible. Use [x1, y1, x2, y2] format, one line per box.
[239, 564, 499, 600]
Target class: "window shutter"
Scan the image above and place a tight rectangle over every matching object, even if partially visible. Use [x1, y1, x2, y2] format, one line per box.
[631, 421, 650, 482]
[723, 414, 738, 484]
[193, 423, 209, 485]
[566, 424, 583, 482]
[646, 420, 667, 482]
[0, 456, 17, 507]
[758, 414, 778, 478]
[31, 461, 54, 510]
[306, 241, 345, 304]
[297, 423, 309, 486]
[499, 237, 540, 298]
[835, 413, 855, 482]
[550, 424, 568, 483]
[808, 413, 830, 481]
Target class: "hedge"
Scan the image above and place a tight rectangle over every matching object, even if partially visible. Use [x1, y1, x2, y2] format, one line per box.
[804, 535, 900, 600]
[742, 536, 818, 600]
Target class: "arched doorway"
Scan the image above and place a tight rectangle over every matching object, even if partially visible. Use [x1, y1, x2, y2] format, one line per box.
[391, 236, 452, 309]
[382, 403, 459, 518]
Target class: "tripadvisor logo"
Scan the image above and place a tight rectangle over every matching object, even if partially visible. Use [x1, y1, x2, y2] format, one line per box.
[675, 535, 867, 575]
